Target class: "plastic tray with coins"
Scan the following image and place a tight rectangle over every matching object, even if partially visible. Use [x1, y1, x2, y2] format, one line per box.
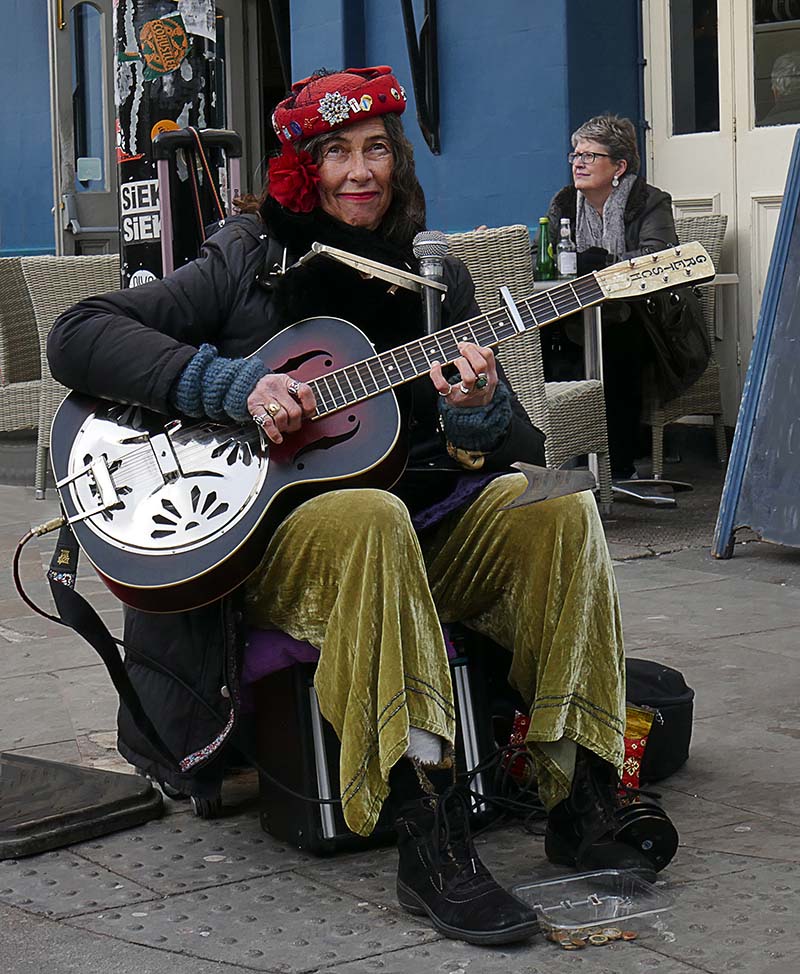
[512, 869, 673, 951]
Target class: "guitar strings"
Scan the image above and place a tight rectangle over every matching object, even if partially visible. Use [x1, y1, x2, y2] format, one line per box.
[70, 281, 607, 496]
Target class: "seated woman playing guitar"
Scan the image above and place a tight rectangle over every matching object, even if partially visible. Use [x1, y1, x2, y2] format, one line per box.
[48, 66, 671, 947]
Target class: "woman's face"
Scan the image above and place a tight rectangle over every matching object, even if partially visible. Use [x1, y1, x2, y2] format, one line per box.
[571, 138, 627, 195]
[316, 118, 394, 230]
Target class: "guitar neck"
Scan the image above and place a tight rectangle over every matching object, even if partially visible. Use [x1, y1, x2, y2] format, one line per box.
[308, 273, 604, 417]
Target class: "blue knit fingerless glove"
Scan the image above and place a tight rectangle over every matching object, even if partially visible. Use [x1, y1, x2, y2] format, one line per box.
[438, 381, 513, 453]
[171, 343, 269, 422]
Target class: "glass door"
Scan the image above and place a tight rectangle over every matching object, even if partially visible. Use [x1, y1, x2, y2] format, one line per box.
[645, 0, 800, 414]
[733, 0, 800, 356]
[49, 0, 119, 255]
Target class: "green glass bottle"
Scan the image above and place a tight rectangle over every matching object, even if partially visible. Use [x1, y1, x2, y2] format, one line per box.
[535, 216, 555, 281]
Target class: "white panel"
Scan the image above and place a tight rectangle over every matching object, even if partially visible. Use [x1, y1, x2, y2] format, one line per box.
[751, 195, 783, 335]
[672, 195, 721, 218]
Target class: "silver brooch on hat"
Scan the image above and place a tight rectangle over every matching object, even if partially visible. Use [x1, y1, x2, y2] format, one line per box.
[317, 91, 351, 125]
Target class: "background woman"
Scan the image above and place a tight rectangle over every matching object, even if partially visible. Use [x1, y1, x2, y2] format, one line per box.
[49, 72, 663, 947]
[543, 114, 679, 479]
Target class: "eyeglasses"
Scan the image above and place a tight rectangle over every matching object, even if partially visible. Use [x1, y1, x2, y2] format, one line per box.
[568, 151, 612, 165]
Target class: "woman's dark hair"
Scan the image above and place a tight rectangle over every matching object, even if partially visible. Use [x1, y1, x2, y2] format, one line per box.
[571, 114, 641, 175]
[244, 113, 426, 250]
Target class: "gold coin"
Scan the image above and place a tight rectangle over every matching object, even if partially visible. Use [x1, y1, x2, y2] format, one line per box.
[621, 930, 639, 941]
[603, 927, 623, 940]
[561, 941, 582, 950]
[589, 934, 609, 946]
[570, 936, 588, 948]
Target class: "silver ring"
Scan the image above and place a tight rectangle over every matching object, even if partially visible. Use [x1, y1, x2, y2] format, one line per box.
[438, 382, 452, 398]
[287, 379, 301, 399]
[459, 383, 471, 395]
[253, 412, 267, 427]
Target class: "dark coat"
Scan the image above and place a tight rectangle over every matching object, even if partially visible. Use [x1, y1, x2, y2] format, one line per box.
[545, 176, 678, 259]
[543, 178, 709, 401]
[47, 213, 545, 795]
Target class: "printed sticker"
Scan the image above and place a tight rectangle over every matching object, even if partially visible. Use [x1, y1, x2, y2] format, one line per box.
[176, 0, 215, 41]
[120, 178, 161, 244]
[129, 269, 158, 287]
[150, 119, 181, 140]
[139, 15, 189, 80]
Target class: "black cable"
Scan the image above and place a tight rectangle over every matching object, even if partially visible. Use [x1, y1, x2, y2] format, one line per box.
[15, 524, 561, 820]
[13, 524, 344, 808]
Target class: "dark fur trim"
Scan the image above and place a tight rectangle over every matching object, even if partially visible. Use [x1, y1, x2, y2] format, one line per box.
[261, 196, 425, 353]
[551, 175, 648, 227]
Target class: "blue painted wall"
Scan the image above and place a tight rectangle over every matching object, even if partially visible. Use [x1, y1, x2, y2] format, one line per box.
[288, 0, 642, 234]
[0, 0, 55, 255]
[566, 2, 643, 175]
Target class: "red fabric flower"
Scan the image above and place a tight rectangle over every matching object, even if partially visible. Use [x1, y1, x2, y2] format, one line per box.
[267, 146, 320, 213]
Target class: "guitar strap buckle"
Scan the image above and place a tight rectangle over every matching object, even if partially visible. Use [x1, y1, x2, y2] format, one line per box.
[56, 456, 121, 524]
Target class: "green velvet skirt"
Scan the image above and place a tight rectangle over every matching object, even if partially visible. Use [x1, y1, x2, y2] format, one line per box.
[245, 474, 625, 836]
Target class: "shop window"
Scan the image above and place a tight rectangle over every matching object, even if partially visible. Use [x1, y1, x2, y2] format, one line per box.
[71, 3, 105, 191]
[670, 0, 720, 134]
[754, 1, 800, 126]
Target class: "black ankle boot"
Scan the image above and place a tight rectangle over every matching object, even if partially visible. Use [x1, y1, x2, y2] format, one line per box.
[394, 786, 539, 945]
[544, 748, 666, 877]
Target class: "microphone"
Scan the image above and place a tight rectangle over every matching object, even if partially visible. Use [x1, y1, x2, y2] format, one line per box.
[413, 230, 449, 336]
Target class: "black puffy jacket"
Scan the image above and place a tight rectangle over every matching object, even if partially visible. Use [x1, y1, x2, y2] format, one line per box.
[47, 215, 545, 795]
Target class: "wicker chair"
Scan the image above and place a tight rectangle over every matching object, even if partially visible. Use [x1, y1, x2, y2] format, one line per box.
[20, 254, 121, 498]
[648, 214, 728, 478]
[0, 257, 41, 432]
[446, 225, 613, 507]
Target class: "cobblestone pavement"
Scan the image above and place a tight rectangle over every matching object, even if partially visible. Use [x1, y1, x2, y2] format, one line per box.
[2, 478, 799, 974]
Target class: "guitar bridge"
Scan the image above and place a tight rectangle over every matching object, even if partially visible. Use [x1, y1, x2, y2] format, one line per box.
[57, 456, 121, 524]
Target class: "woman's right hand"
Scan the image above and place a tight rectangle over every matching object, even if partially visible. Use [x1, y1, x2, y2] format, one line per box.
[247, 373, 316, 444]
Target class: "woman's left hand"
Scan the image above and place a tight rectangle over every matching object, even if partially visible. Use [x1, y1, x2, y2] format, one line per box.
[429, 342, 498, 408]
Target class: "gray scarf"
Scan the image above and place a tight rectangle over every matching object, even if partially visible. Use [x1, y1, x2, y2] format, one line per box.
[575, 172, 636, 259]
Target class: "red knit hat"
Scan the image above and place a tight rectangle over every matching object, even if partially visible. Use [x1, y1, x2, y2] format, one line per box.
[271, 65, 407, 145]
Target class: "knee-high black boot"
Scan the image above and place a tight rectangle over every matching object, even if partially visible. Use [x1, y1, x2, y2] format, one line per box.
[389, 756, 539, 946]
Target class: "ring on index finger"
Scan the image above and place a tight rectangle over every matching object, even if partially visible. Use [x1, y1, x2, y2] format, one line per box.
[287, 379, 301, 400]
[459, 382, 471, 395]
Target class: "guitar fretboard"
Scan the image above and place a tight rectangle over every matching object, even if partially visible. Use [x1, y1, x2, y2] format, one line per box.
[308, 273, 605, 416]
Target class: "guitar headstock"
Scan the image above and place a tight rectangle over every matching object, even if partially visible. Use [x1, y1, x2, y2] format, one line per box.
[595, 241, 715, 300]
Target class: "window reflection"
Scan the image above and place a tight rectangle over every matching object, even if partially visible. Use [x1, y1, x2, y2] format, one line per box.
[670, 0, 720, 135]
[71, 3, 105, 191]
[754, 3, 800, 126]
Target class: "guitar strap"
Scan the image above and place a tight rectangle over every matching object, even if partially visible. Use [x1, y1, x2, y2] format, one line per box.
[47, 520, 180, 770]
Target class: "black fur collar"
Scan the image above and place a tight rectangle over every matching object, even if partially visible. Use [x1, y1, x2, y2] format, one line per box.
[551, 174, 649, 223]
[260, 198, 425, 353]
